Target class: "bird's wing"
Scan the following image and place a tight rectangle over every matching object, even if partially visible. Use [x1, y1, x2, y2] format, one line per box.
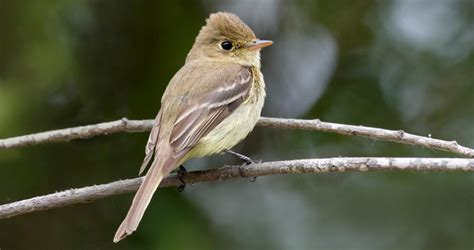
[168, 65, 252, 160]
[138, 109, 162, 175]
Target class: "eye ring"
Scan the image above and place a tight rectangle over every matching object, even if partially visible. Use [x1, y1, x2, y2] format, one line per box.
[220, 41, 233, 51]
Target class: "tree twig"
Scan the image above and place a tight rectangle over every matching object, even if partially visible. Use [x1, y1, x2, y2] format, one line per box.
[1, 157, 473, 220]
[0, 118, 153, 149]
[0, 117, 473, 157]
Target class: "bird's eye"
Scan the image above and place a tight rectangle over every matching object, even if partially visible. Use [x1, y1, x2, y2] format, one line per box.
[221, 41, 233, 51]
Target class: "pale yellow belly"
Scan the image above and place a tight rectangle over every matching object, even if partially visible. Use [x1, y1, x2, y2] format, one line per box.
[186, 88, 265, 159]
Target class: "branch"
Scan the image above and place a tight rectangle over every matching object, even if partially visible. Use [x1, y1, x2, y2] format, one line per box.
[1, 157, 473, 220]
[0, 118, 152, 149]
[1, 117, 473, 157]
[258, 118, 474, 157]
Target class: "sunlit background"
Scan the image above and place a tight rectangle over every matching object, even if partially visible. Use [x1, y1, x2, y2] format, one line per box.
[1, 1, 473, 249]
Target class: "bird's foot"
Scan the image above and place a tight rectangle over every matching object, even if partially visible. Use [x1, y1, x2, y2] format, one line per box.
[237, 165, 258, 182]
[225, 150, 255, 165]
[177, 165, 187, 192]
[228, 150, 259, 182]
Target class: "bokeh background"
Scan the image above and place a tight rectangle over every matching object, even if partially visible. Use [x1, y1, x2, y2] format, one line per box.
[0, 0, 473, 249]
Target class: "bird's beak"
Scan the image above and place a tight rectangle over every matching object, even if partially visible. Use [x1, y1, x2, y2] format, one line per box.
[247, 39, 273, 50]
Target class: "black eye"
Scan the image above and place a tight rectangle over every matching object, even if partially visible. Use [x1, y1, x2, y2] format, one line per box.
[221, 41, 233, 50]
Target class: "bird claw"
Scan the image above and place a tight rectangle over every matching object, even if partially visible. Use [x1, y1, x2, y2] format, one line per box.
[238, 163, 258, 182]
[177, 165, 187, 192]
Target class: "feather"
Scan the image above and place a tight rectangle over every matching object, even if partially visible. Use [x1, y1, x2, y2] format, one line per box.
[139, 110, 162, 175]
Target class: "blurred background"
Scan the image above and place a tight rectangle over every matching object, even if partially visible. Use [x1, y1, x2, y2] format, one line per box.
[0, 0, 473, 249]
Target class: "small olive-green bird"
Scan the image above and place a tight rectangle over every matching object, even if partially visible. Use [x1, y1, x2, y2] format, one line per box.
[113, 12, 272, 242]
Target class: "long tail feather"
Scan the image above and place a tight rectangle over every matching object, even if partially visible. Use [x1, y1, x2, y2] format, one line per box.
[113, 152, 178, 243]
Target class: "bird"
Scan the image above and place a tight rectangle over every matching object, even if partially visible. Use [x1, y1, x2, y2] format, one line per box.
[113, 12, 273, 243]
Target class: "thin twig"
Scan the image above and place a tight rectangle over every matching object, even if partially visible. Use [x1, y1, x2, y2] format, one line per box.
[0, 118, 153, 149]
[0, 157, 473, 220]
[258, 118, 474, 157]
[0, 117, 473, 157]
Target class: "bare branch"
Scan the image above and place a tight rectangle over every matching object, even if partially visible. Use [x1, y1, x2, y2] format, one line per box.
[1, 117, 473, 157]
[257, 117, 474, 157]
[1, 157, 473, 220]
[0, 118, 153, 149]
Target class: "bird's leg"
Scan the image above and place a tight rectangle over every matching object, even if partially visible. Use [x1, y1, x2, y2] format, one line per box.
[225, 150, 255, 165]
[226, 150, 257, 182]
[177, 165, 187, 192]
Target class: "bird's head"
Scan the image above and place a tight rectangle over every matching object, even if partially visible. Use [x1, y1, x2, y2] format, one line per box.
[187, 12, 273, 67]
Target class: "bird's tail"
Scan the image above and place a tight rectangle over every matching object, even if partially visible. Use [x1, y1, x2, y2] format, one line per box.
[113, 149, 179, 243]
